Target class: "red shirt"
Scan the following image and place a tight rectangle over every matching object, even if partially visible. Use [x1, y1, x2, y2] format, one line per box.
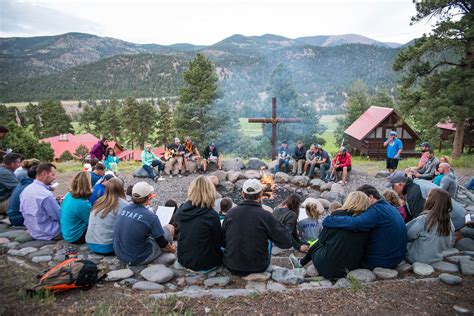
[333, 152, 352, 168]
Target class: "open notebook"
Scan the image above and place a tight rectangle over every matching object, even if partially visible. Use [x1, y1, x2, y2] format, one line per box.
[154, 206, 175, 225]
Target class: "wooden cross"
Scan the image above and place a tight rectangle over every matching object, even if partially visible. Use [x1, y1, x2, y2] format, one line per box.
[248, 97, 303, 160]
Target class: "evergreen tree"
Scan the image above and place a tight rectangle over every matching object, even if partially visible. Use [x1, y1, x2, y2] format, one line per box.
[265, 63, 325, 148]
[335, 80, 371, 146]
[79, 102, 103, 136]
[120, 97, 140, 149]
[174, 53, 218, 145]
[3, 122, 54, 161]
[120, 97, 157, 149]
[99, 98, 122, 141]
[156, 100, 174, 147]
[24, 100, 73, 138]
[370, 89, 395, 108]
[393, 0, 473, 158]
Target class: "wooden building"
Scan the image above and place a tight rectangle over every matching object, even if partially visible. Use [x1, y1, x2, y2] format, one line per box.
[436, 119, 474, 154]
[344, 106, 420, 159]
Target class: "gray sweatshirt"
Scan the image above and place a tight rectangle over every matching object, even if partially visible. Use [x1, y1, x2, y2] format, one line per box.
[406, 214, 454, 264]
[440, 171, 457, 198]
[86, 198, 129, 246]
[418, 157, 439, 180]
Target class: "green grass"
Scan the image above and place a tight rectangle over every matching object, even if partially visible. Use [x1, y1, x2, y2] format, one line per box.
[55, 161, 142, 173]
[239, 118, 263, 137]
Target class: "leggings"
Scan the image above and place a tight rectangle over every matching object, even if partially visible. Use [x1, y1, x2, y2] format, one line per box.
[300, 241, 320, 266]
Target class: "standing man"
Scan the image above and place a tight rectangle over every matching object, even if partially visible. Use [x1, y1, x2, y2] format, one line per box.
[20, 163, 61, 240]
[222, 179, 292, 276]
[274, 141, 291, 173]
[291, 140, 306, 176]
[0, 153, 21, 215]
[202, 143, 222, 173]
[141, 143, 164, 182]
[383, 131, 403, 174]
[166, 138, 185, 178]
[90, 137, 109, 161]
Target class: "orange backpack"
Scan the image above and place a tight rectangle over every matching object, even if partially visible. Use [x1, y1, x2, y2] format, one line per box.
[30, 258, 100, 293]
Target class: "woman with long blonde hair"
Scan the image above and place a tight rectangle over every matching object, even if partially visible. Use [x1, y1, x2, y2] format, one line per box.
[175, 175, 223, 271]
[86, 178, 128, 255]
[289, 191, 370, 280]
[60, 171, 93, 244]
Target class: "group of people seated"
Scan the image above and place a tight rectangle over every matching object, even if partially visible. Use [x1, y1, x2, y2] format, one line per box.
[140, 137, 222, 182]
[275, 141, 352, 185]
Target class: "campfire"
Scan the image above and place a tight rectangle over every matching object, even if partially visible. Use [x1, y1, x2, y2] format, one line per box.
[260, 168, 275, 199]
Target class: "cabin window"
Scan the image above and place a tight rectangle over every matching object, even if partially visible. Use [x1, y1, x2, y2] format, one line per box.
[376, 127, 383, 138]
[367, 130, 376, 138]
[397, 127, 403, 137]
[403, 129, 413, 139]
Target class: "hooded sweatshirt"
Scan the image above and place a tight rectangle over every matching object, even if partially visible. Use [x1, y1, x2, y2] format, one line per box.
[439, 171, 457, 198]
[175, 201, 224, 271]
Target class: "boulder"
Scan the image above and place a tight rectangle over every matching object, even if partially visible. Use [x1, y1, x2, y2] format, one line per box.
[305, 265, 319, 277]
[455, 238, 474, 252]
[120, 278, 139, 286]
[221, 158, 244, 171]
[309, 179, 325, 190]
[140, 264, 174, 283]
[246, 158, 268, 170]
[244, 170, 261, 179]
[317, 198, 331, 210]
[213, 170, 227, 182]
[227, 171, 244, 183]
[206, 175, 219, 186]
[234, 179, 246, 191]
[439, 273, 462, 286]
[243, 272, 271, 282]
[27, 248, 55, 258]
[373, 267, 398, 279]
[266, 281, 287, 292]
[321, 191, 344, 203]
[347, 269, 376, 283]
[7, 247, 37, 257]
[185, 275, 206, 285]
[133, 167, 150, 178]
[21, 240, 56, 248]
[460, 259, 474, 275]
[218, 181, 235, 194]
[330, 183, 344, 194]
[0, 230, 29, 239]
[0, 237, 10, 245]
[396, 262, 412, 273]
[204, 276, 230, 287]
[274, 172, 291, 183]
[31, 255, 52, 263]
[446, 256, 472, 264]
[152, 253, 176, 266]
[430, 261, 459, 273]
[291, 176, 310, 187]
[245, 281, 267, 293]
[375, 171, 390, 178]
[412, 262, 434, 276]
[271, 267, 304, 285]
[106, 269, 134, 282]
[133, 281, 165, 291]
[441, 248, 460, 258]
[5, 242, 20, 249]
[335, 278, 351, 288]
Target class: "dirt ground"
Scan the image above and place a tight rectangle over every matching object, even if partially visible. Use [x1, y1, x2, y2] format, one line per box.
[0, 254, 473, 315]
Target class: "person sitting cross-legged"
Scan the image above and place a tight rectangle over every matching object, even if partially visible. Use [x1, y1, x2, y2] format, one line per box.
[89, 162, 105, 187]
[86, 178, 129, 255]
[332, 146, 352, 185]
[222, 179, 292, 276]
[274, 141, 291, 173]
[113, 182, 176, 266]
[142, 143, 165, 182]
[412, 148, 438, 181]
[175, 176, 224, 272]
[308, 144, 330, 180]
[273, 193, 308, 252]
[60, 171, 92, 244]
[20, 163, 61, 240]
[89, 173, 115, 206]
[321, 185, 407, 269]
[289, 191, 371, 280]
[202, 143, 222, 173]
[298, 198, 325, 245]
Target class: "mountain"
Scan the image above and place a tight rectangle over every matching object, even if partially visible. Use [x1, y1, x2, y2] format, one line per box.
[0, 32, 410, 112]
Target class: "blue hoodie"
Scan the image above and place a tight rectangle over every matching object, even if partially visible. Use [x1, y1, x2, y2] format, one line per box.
[7, 177, 34, 226]
[322, 199, 407, 269]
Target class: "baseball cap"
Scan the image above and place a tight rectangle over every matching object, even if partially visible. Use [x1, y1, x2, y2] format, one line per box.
[316, 144, 323, 149]
[209, 143, 215, 147]
[420, 142, 430, 148]
[384, 171, 408, 188]
[132, 182, 156, 198]
[389, 131, 397, 136]
[242, 179, 262, 194]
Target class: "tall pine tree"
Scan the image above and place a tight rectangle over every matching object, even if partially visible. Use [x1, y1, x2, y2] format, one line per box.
[24, 100, 73, 138]
[99, 98, 122, 141]
[156, 100, 174, 147]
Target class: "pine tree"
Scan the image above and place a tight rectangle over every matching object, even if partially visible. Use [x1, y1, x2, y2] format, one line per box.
[393, 0, 473, 158]
[174, 53, 218, 145]
[135, 100, 158, 149]
[99, 98, 122, 141]
[120, 97, 140, 149]
[156, 100, 173, 147]
[24, 100, 73, 138]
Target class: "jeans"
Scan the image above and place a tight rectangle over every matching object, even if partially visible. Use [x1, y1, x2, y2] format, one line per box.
[308, 162, 330, 178]
[275, 159, 290, 173]
[143, 160, 164, 178]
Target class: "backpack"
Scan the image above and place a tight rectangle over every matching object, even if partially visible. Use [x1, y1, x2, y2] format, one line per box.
[28, 258, 100, 294]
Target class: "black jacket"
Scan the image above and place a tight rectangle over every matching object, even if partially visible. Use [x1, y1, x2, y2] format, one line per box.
[273, 207, 302, 249]
[312, 210, 369, 280]
[175, 201, 223, 271]
[404, 178, 425, 222]
[293, 146, 306, 160]
[223, 200, 292, 274]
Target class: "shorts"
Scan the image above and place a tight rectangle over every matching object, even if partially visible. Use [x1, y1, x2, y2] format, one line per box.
[137, 225, 172, 265]
[386, 158, 399, 170]
[335, 166, 352, 172]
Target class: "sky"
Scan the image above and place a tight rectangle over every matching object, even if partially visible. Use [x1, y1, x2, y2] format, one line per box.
[0, 0, 435, 45]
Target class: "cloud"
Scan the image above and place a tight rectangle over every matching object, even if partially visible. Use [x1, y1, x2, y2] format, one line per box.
[0, 0, 103, 37]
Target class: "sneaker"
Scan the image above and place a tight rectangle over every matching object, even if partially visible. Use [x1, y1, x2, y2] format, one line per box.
[289, 254, 302, 269]
[153, 176, 160, 182]
[169, 174, 173, 178]
[157, 176, 165, 181]
[178, 174, 182, 178]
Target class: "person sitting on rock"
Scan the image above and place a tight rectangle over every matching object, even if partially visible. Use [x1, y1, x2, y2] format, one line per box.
[405, 188, 455, 264]
[14, 158, 39, 181]
[222, 179, 292, 276]
[166, 138, 185, 178]
[20, 163, 61, 240]
[298, 198, 325, 244]
[383, 189, 406, 221]
[303, 144, 318, 176]
[166, 199, 180, 240]
[322, 185, 407, 269]
[274, 141, 291, 173]
[436, 163, 457, 198]
[89, 162, 105, 187]
[86, 178, 128, 255]
[175, 176, 223, 272]
[308, 144, 330, 180]
[332, 146, 352, 185]
[60, 171, 92, 244]
[0, 153, 21, 215]
[411, 148, 438, 181]
[219, 197, 233, 221]
[405, 142, 431, 177]
[290, 191, 371, 280]
[113, 182, 176, 266]
[202, 143, 222, 173]
[273, 193, 308, 252]
[7, 162, 39, 226]
[183, 136, 201, 176]
[141, 143, 164, 182]
[291, 140, 306, 176]
[89, 173, 115, 206]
